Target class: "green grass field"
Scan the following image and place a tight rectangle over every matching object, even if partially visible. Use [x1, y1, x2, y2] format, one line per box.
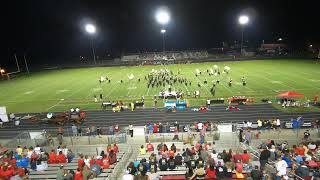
[0, 59, 320, 113]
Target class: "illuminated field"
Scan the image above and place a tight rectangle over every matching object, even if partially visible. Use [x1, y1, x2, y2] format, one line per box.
[0, 59, 319, 112]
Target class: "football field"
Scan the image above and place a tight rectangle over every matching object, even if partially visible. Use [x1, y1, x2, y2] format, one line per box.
[0, 59, 320, 113]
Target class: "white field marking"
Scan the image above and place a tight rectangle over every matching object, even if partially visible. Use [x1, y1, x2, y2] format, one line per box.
[46, 68, 92, 110]
[235, 82, 242, 85]
[46, 99, 64, 110]
[127, 86, 137, 90]
[24, 91, 34, 95]
[271, 81, 282, 84]
[56, 89, 69, 94]
[309, 79, 320, 82]
[92, 87, 103, 92]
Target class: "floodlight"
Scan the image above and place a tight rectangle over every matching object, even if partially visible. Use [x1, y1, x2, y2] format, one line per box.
[278, 38, 283, 41]
[0, 69, 4, 73]
[239, 15, 249, 25]
[156, 11, 170, 25]
[85, 24, 96, 34]
[161, 29, 166, 34]
[309, 44, 313, 48]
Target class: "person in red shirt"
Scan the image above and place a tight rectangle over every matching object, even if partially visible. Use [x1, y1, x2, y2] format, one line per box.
[89, 156, 95, 166]
[233, 151, 242, 163]
[48, 150, 57, 164]
[113, 143, 119, 154]
[57, 151, 67, 163]
[168, 149, 175, 158]
[241, 150, 250, 164]
[95, 157, 103, 166]
[153, 123, 158, 133]
[78, 155, 85, 168]
[235, 160, 243, 173]
[102, 155, 110, 169]
[294, 145, 305, 156]
[0, 165, 14, 179]
[109, 150, 117, 165]
[205, 164, 217, 179]
[195, 142, 201, 152]
[147, 143, 154, 152]
[74, 168, 83, 180]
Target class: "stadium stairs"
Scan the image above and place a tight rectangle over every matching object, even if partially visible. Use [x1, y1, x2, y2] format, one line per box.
[0, 104, 319, 139]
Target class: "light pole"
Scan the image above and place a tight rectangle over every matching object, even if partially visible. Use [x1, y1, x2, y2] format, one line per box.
[85, 24, 97, 65]
[161, 29, 166, 52]
[156, 10, 170, 53]
[238, 15, 249, 54]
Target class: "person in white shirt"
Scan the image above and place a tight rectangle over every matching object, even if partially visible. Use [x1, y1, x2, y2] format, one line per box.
[275, 157, 288, 178]
[276, 118, 281, 129]
[198, 122, 203, 130]
[247, 121, 252, 128]
[84, 155, 90, 167]
[122, 170, 134, 180]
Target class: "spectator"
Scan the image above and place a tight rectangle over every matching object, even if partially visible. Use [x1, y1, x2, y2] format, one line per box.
[159, 156, 168, 171]
[72, 124, 77, 137]
[48, 149, 57, 164]
[147, 142, 154, 152]
[102, 155, 110, 169]
[170, 143, 177, 153]
[259, 147, 270, 170]
[139, 145, 147, 155]
[56, 165, 64, 180]
[168, 156, 176, 170]
[90, 161, 102, 177]
[190, 165, 206, 180]
[77, 125, 82, 136]
[172, 127, 179, 140]
[78, 155, 85, 168]
[82, 165, 91, 180]
[57, 151, 67, 163]
[109, 150, 117, 165]
[84, 155, 90, 167]
[241, 150, 250, 164]
[205, 164, 216, 179]
[74, 168, 83, 180]
[233, 150, 242, 163]
[175, 153, 183, 166]
[129, 124, 134, 137]
[251, 165, 262, 180]
[122, 170, 134, 180]
[275, 157, 288, 180]
[127, 162, 137, 175]
[295, 162, 309, 177]
[113, 143, 119, 153]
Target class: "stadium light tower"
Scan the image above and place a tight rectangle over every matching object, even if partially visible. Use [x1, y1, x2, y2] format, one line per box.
[0, 68, 5, 76]
[238, 15, 249, 54]
[156, 10, 170, 53]
[85, 24, 97, 65]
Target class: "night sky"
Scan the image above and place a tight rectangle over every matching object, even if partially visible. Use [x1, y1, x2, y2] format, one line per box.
[2, 0, 319, 66]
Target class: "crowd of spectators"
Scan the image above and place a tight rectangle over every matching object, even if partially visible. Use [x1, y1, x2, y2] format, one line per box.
[123, 139, 266, 180]
[0, 142, 120, 180]
[257, 137, 320, 179]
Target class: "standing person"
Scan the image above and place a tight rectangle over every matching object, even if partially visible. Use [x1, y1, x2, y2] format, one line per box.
[275, 157, 288, 180]
[77, 126, 82, 136]
[172, 127, 179, 140]
[91, 125, 96, 137]
[71, 124, 77, 137]
[244, 129, 252, 145]
[239, 129, 244, 143]
[0, 118, 3, 128]
[129, 124, 133, 138]
[303, 130, 310, 140]
[259, 147, 270, 171]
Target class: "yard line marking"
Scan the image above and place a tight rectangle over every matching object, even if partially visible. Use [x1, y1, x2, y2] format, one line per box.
[47, 99, 64, 110]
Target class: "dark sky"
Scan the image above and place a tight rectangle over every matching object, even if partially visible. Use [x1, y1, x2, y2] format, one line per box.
[2, 0, 319, 66]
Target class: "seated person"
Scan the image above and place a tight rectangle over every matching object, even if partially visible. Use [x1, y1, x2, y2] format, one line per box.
[174, 153, 183, 166]
[190, 165, 206, 180]
[113, 143, 119, 154]
[139, 145, 147, 155]
[168, 156, 176, 170]
[109, 150, 117, 165]
[159, 156, 168, 171]
[241, 150, 250, 164]
[102, 155, 110, 169]
[48, 149, 57, 164]
[205, 164, 217, 179]
[147, 143, 154, 152]
[57, 151, 67, 163]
